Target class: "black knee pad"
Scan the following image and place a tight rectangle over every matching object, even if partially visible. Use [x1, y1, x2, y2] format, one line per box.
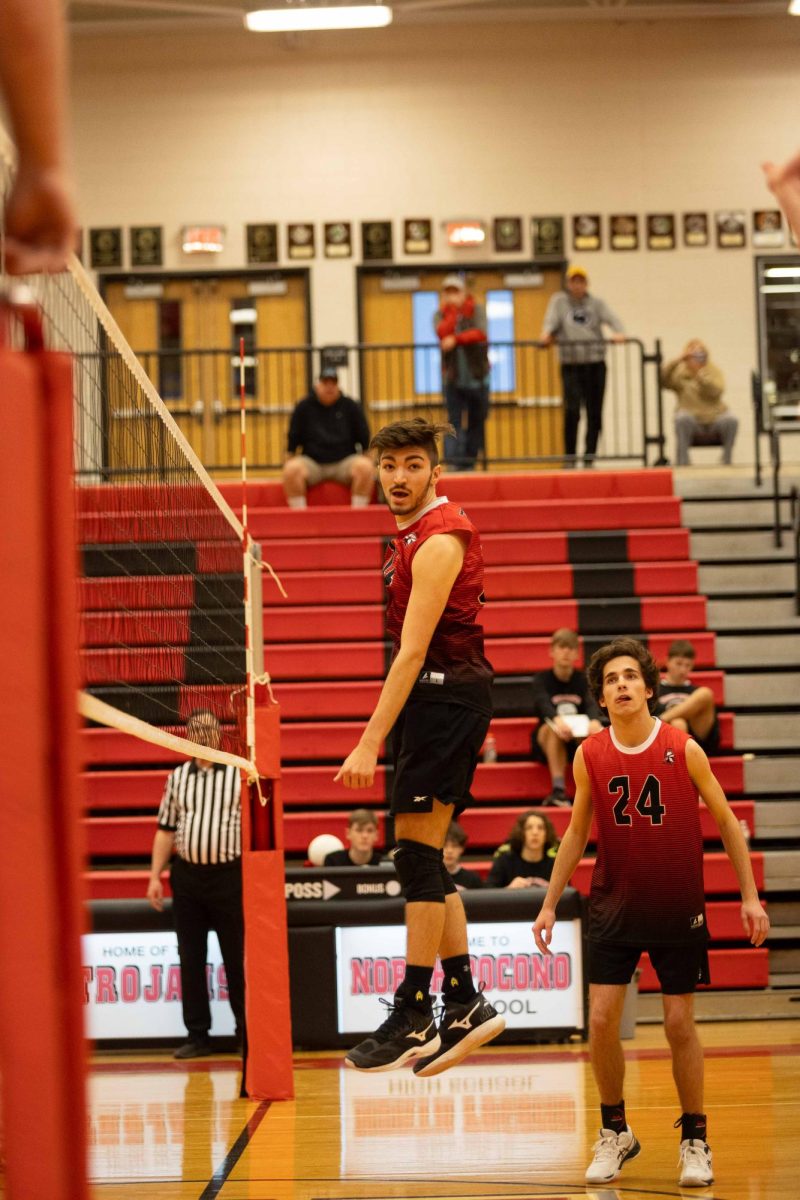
[440, 860, 458, 896]
[393, 839, 446, 904]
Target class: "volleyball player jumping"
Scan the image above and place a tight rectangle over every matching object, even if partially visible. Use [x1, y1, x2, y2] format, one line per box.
[335, 418, 504, 1074]
[533, 637, 769, 1187]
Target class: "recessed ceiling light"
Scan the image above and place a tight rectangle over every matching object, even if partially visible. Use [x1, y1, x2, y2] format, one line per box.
[246, 6, 392, 32]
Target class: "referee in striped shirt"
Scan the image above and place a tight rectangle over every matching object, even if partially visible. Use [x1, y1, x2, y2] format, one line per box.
[147, 710, 245, 1059]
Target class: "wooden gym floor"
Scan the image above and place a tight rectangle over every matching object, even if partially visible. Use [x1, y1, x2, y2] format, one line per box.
[68, 1020, 800, 1199]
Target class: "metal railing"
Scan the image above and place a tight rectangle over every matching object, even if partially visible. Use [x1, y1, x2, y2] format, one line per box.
[87, 337, 667, 475]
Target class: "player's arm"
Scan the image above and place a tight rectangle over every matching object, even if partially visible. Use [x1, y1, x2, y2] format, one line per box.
[686, 739, 769, 947]
[532, 745, 594, 954]
[763, 151, 800, 243]
[0, 0, 76, 274]
[147, 829, 175, 911]
[334, 532, 466, 788]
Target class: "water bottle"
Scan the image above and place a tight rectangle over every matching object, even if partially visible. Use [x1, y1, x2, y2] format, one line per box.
[483, 734, 498, 764]
[739, 818, 751, 844]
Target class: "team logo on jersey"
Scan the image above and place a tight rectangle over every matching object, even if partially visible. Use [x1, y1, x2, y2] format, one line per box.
[383, 547, 397, 587]
[690, 913, 705, 929]
[403, 532, 418, 545]
[664, 749, 675, 764]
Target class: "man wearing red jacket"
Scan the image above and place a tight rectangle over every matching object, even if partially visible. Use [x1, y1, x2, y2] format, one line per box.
[434, 275, 490, 471]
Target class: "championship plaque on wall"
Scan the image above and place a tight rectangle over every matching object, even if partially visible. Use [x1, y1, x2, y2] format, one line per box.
[90, 227, 123, 269]
[610, 214, 638, 251]
[287, 223, 315, 259]
[647, 214, 676, 250]
[130, 226, 163, 267]
[246, 223, 278, 264]
[572, 214, 601, 252]
[362, 221, 393, 261]
[715, 211, 746, 249]
[531, 216, 564, 259]
[683, 212, 709, 247]
[324, 222, 352, 258]
[752, 210, 784, 248]
[493, 217, 523, 253]
[404, 219, 432, 254]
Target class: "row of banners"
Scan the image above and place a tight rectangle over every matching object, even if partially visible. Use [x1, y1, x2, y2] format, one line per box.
[86, 209, 791, 270]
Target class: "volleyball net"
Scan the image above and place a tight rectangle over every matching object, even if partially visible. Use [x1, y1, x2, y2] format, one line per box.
[1, 135, 260, 776]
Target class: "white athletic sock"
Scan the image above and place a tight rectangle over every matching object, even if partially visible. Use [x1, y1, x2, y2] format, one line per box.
[287, 496, 307, 509]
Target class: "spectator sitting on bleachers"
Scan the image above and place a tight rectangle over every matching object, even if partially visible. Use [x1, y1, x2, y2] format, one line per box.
[655, 639, 720, 757]
[282, 367, 374, 508]
[531, 628, 604, 807]
[660, 339, 737, 466]
[324, 808, 383, 866]
[486, 810, 558, 890]
[443, 822, 484, 891]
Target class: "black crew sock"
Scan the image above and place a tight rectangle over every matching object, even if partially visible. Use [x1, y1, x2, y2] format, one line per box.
[442, 954, 477, 1004]
[397, 964, 434, 1011]
[601, 1101, 627, 1136]
[678, 1111, 708, 1143]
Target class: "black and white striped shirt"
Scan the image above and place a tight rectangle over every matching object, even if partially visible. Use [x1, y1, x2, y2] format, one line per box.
[157, 761, 242, 865]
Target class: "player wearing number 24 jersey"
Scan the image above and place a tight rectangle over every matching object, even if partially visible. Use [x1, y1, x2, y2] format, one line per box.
[533, 637, 769, 1190]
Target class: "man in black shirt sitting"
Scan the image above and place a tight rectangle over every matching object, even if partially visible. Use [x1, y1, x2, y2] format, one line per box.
[324, 808, 384, 867]
[282, 367, 374, 508]
[531, 628, 604, 807]
[655, 639, 720, 755]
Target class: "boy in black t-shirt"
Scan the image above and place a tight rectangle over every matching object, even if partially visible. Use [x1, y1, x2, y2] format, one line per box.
[655, 639, 720, 755]
[442, 822, 484, 890]
[531, 628, 604, 807]
[324, 808, 383, 867]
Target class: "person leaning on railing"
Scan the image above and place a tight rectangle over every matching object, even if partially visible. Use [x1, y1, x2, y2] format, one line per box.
[660, 340, 737, 466]
[540, 266, 626, 468]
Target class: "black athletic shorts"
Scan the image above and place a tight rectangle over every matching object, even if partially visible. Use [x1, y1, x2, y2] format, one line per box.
[530, 725, 580, 763]
[390, 699, 491, 817]
[694, 718, 720, 757]
[587, 939, 711, 995]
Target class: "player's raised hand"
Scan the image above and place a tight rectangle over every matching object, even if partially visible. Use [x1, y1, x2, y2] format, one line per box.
[3, 165, 76, 275]
[741, 898, 770, 947]
[334, 743, 377, 790]
[532, 906, 556, 955]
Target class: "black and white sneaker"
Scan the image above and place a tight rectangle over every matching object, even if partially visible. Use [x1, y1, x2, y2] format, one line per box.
[344, 995, 440, 1072]
[412, 987, 505, 1077]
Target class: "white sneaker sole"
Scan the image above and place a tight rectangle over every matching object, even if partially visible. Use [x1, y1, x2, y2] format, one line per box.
[412, 1015, 506, 1078]
[344, 1034, 441, 1073]
[679, 1171, 714, 1187]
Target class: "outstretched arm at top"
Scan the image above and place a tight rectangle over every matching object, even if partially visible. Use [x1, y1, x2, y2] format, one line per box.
[763, 151, 800, 244]
[0, 0, 76, 274]
[686, 739, 769, 947]
[335, 532, 466, 788]
[532, 746, 594, 954]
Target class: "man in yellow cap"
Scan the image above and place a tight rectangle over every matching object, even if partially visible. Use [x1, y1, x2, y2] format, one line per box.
[541, 267, 626, 467]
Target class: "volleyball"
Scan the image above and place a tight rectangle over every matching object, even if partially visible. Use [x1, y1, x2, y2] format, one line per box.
[307, 834, 345, 865]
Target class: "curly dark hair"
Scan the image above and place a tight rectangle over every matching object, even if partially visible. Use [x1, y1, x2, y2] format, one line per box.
[587, 637, 660, 713]
[507, 810, 559, 857]
[369, 418, 455, 468]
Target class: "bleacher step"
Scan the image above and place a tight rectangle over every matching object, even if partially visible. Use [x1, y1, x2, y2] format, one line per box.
[717, 633, 800, 668]
[707, 597, 800, 630]
[681, 499, 782, 529]
[725, 673, 800, 708]
[763, 849, 800, 890]
[755, 801, 800, 839]
[699, 563, 794, 595]
[734, 714, 800, 752]
[745, 756, 800, 797]
[638, 988, 800, 1023]
[691, 530, 793, 561]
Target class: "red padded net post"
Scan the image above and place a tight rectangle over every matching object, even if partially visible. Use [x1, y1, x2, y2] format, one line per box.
[0, 309, 90, 1198]
[242, 697, 294, 1100]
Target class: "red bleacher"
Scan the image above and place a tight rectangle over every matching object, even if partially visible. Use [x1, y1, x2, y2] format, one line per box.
[80, 467, 765, 989]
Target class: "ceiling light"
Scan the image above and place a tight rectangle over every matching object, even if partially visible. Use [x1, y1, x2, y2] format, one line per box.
[790, 0, 800, 14]
[246, 5, 392, 31]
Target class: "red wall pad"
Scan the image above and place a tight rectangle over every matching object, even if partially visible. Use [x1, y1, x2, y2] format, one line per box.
[0, 314, 90, 1197]
[242, 701, 294, 1100]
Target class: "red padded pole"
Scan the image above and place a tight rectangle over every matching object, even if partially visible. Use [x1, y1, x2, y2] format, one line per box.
[0, 324, 90, 1198]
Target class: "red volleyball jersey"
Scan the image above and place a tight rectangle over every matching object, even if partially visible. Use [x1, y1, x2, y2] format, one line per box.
[384, 496, 493, 713]
[581, 719, 708, 945]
